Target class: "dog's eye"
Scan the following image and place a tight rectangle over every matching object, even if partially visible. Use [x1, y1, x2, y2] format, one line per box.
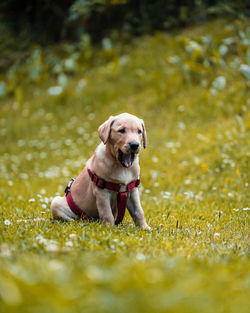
[138, 129, 142, 134]
[118, 128, 125, 134]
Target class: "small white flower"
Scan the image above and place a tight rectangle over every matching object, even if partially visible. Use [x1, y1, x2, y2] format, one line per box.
[36, 235, 47, 244]
[102, 37, 112, 51]
[178, 105, 185, 112]
[48, 86, 63, 96]
[178, 122, 186, 130]
[162, 191, 171, 199]
[233, 208, 239, 212]
[44, 197, 49, 204]
[69, 234, 77, 240]
[152, 156, 159, 163]
[136, 253, 146, 261]
[28, 198, 36, 203]
[240, 64, 250, 80]
[65, 241, 73, 247]
[214, 232, 220, 237]
[76, 79, 87, 93]
[4, 220, 11, 225]
[20, 173, 28, 180]
[166, 142, 175, 148]
[58, 74, 68, 87]
[45, 243, 59, 252]
[243, 207, 250, 211]
[184, 191, 194, 198]
[212, 76, 226, 90]
[41, 204, 47, 209]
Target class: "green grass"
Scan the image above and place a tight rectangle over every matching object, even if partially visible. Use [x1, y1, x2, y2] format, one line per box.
[0, 18, 249, 313]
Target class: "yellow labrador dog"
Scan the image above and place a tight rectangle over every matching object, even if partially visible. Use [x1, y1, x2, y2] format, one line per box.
[51, 113, 150, 229]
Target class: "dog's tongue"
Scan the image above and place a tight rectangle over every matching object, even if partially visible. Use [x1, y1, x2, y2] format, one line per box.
[123, 153, 133, 168]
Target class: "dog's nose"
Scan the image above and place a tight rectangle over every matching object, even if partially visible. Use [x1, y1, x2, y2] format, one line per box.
[129, 142, 140, 152]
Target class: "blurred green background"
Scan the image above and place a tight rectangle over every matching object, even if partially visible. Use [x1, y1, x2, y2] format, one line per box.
[0, 1, 249, 313]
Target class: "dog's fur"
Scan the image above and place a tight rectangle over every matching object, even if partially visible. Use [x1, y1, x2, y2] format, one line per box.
[51, 113, 150, 229]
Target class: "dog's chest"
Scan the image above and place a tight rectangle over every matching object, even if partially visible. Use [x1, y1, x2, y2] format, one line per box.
[110, 168, 134, 185]
[109, 191, 130, 214]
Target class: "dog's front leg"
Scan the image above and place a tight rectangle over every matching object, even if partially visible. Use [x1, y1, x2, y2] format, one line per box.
[95, 189, 114, 225]
[127, 188, 151, 230]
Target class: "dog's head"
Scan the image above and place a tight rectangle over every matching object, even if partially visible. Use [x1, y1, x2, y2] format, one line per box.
[98, 113, 147, 168]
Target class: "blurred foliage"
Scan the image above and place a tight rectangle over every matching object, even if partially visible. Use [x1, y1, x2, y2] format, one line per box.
[0, 14, 249, 101]
[0, 1, 249, 56]
[68, 0, 250, 41]
[0, 17, 250, 313]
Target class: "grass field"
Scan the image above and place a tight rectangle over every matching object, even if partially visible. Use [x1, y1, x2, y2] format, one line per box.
[0, 17, 249, 313]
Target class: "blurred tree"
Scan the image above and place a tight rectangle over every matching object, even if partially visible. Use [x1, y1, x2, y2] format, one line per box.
[0, 0, 73, 43]
[0, 0, 249, 45]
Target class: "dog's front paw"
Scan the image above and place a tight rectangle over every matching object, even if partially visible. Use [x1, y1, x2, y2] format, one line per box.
[142, 224, 151, 231]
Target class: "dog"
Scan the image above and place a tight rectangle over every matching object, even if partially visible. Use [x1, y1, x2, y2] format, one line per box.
[51, 113, 150, 229]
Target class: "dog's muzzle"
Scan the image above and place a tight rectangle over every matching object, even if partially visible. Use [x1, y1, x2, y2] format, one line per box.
[129, 142, 140, 153]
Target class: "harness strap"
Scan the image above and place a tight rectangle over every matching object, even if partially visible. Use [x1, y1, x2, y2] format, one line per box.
[65, 178, 88, 219]
[66, 192, 88, 219]
[87, 168, 140, 224]
[116, 192, 127, 224]
[87, 168, 140, 193]
[64, 169, 140, 224]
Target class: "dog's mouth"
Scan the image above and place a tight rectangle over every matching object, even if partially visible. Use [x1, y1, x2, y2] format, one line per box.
[118, 149, 135, 168]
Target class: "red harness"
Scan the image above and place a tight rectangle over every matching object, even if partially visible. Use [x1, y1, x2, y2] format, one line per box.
[65, 169, 140, 224]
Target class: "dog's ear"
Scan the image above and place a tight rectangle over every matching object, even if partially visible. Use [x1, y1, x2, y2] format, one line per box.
[141, 119, 147, 149]
[98, 115, 115, 144]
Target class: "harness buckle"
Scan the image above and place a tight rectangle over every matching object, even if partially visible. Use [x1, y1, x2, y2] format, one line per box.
[65, 178, 75, 195]
[136, 179, 140, 187]
[97, 177, 106, 189]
